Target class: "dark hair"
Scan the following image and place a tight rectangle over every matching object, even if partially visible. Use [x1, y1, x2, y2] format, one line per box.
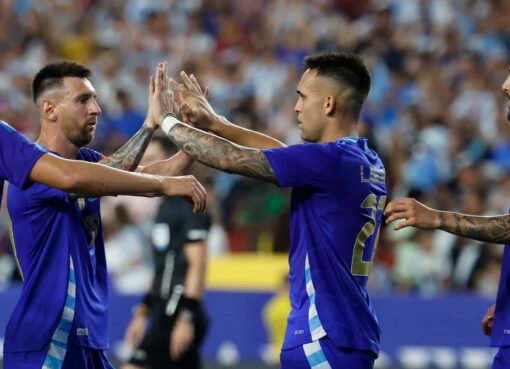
[304, 52, 371, 119]
[32, 61, 92, 103]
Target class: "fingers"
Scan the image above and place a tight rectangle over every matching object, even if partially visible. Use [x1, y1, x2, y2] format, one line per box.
[169, 78, 185, 94]
[385, 211, 408, 224]
[191, 179, 207, 214]
[149, 76, 155, 96]
[384, 199, 413, 216]
[189, 73, 204, 95]
[392, 218, 414, 231]
[482, 314, 493, 336]
[180, 71, 202, 94]
[203, 86, 210, 100]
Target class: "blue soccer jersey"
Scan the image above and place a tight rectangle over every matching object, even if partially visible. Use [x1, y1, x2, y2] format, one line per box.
[5, 147, 109, 359]
[263, 137, 387, 355]
[0, 120, 45, 208]
[491, 244, 510, 348]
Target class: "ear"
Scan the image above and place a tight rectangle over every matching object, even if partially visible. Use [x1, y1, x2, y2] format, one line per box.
[325, 95, 336, 116]
[41, 99, 58, 122]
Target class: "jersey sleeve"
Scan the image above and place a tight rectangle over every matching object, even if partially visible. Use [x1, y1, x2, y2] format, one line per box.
[183, 208, 211, 244]
[0, 121, 46, 189]
[262, 142, 340, 189]
[19, 182, 71, 204]
[79, 147, 104, 163]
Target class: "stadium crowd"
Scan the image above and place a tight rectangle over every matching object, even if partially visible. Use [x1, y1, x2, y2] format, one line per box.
[1, 0, 510, 297]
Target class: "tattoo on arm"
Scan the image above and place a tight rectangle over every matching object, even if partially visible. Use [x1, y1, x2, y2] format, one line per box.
[100, 125, 155, 171]
[168, 123, 278, 184]
[440, 213, 510, 244]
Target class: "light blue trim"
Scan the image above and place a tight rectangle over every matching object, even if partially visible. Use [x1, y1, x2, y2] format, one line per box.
[42, 257, 76, 368]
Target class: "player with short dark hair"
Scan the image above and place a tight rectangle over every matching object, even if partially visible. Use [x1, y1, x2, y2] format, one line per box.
[151, 53, 387, 368]
[3, 61, 205, 369]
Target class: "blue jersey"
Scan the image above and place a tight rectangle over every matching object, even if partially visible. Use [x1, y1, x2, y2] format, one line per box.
[263, 137, 387, 355]
[5, 147, 108, 354]
[491, 244, 510, 347]
[0, 120, 45, 208]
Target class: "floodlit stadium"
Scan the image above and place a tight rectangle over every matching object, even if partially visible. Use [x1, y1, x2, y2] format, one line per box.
[1, 0, 510, 368]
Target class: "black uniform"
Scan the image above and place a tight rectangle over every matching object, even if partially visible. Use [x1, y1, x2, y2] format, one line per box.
[129, 197, 210, 369]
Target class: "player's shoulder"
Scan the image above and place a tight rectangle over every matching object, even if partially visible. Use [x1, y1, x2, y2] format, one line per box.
[79, 147, 103, 162]
[0, 120, 15, 134]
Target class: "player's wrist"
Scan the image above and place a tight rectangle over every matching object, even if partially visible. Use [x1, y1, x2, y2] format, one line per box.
[210, 114, 229, 133]
[177, 295, 201, 322]
[178, 309, 193, 322]
[161, 113, 183, 135]
[143, 118, 158, 131]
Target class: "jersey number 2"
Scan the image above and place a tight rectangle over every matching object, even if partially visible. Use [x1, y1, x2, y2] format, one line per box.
[351, 194, 386, 276]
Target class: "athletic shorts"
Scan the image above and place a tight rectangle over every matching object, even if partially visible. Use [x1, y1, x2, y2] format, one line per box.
[128, 303, 209, 369]
[3, 345, 114, 369]
[280, 336, 377, 369]
[493, 346, 510, 369]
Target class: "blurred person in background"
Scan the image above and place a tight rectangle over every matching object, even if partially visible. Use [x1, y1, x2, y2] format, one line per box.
[123, 135, 211, 369]
[3, 61, 205, 369]
[105, 203, 152, 294]
[385, 65, 510, 369]
[157, 51, 386, 369]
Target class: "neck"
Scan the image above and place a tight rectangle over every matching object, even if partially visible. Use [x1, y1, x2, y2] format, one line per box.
[37, 123, 79, 159]
[319, 119, 358, 143]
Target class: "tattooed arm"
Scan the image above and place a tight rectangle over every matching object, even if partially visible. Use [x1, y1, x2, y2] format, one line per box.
[435, 212, 510, 244]
[384, 198, 510, 243]
[165, 122, 278, 184]
[99, 123, 155, 171]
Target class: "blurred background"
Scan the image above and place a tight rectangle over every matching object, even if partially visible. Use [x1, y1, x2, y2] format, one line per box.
[1, 0, 510, 368]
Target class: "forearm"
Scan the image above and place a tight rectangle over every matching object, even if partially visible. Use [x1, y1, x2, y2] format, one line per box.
[211, 116, 286, 149]
[139, 151, 193, 176]
[183, 242, 207, 299]
[100, 122, 155, 171]
[437, 211, 510, 244]
[30, 154, 164, 196]
[165, 122, 277, 184]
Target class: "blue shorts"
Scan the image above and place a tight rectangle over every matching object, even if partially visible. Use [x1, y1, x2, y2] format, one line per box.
[280, 337, 376, 369]
[3, 345, 114, 369]
[493, 346, 510, 369]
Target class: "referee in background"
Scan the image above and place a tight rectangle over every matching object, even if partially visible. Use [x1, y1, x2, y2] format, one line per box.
[123, 136, 211, 369]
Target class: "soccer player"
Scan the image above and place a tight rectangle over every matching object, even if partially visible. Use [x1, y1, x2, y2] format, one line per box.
[3, 61, 204, 369]
[155, 53, 387, 368]
[383, 68, 510, 369]
[122, 137, 210, 369]
[0, 120, 206, 207]
[385, 199, 510, 368]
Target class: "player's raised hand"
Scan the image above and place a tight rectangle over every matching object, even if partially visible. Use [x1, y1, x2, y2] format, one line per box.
[169, 71, 217, 130]
[482, 304, 495, 336]
[147, 62, 177, 128]
[161, 175, 207, 214]
[384, 198, 440, 230]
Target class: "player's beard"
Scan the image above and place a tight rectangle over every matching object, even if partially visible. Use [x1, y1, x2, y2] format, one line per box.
[68, 126, 94, 148]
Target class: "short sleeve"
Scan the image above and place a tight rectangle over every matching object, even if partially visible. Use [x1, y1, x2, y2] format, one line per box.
[262, 142, 341, 189]
[0, 121, 45, 189]
[183, 207, 211, 244]
[78, 147, 104, 163]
